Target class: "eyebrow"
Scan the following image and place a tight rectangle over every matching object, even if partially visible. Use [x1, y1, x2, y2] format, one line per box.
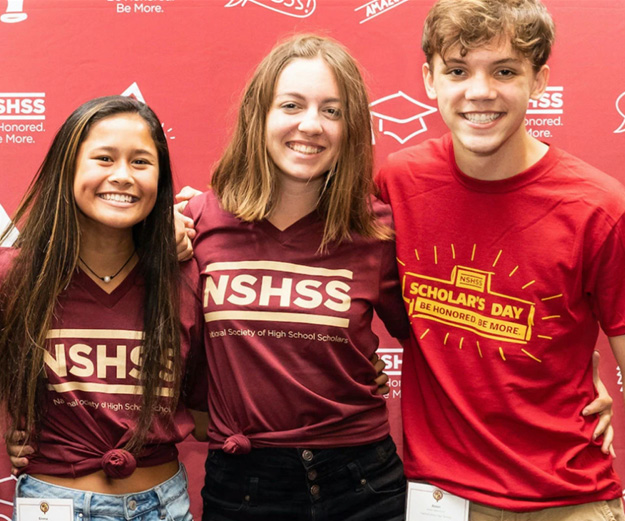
[92, 145, 157, 157]
[444, 57, 523, 66]
[274, 92, 342, 104]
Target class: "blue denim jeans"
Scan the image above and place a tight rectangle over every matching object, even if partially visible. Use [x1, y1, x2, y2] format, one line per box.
[201, 436, 406, 521]
[13, 464, 192, 521]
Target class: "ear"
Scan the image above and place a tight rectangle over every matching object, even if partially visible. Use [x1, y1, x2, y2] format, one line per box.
[422, 62, 437, 100]
[530, 64, 550, 100]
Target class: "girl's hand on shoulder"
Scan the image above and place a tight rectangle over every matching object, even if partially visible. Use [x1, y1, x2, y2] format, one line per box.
[174, 186, 201, 261]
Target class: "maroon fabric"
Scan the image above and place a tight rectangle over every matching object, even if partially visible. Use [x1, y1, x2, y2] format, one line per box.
[100, 449, 137, 479]
[0, 250, 205, 478]
[186, 190, 409, 450]
[376, 134, 625, 510]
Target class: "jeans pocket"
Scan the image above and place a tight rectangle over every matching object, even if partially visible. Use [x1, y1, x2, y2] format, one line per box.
[363, 456, 406, 496]
[359, 443, 406, 496]
[164, 488, 193, 521]
[201, 472, 249, 514]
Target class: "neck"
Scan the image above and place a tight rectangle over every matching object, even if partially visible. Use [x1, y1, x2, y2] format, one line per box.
[454, 131, 549, 181]
[78, 219, 137, 292]
[267, 177, 323, 231]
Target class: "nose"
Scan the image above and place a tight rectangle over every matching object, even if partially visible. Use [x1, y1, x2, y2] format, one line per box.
[298, 108, 323, 135]
[107, 161, 134, 186]
[465, 73, 495, 100]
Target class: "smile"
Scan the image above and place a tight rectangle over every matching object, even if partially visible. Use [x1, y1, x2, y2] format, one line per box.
[287, 142, 324, 155]
[99, 193, 138, 203]
[462, 112, 502, 124]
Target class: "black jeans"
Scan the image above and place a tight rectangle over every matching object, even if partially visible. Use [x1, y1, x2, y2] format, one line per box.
[201, 436, 406, 521]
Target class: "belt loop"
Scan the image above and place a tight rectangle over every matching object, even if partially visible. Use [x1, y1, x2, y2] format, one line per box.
[83, 491, 92, 520]
[154, 482, 168, 519]
[347, 461, 364, 489]
[247, 476, 259, 505]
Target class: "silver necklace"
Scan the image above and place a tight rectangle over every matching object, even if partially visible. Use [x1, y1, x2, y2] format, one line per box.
[79, 250, 136, 283]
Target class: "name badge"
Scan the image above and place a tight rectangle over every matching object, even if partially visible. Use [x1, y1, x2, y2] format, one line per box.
[406, 481, 469, 520]
[15, 498, 74, 521]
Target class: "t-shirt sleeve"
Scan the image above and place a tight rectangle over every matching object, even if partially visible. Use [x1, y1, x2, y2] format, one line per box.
[183, 190, 207, 223]
[373, 236, 410, 340]
[179, 258, 209, 411]
[375, 164, 391, 204]
[586, 212, 625, 336]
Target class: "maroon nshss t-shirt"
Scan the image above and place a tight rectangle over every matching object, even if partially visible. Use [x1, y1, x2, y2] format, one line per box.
[0, 248, 205, 478]
[186, 190, 409, 452]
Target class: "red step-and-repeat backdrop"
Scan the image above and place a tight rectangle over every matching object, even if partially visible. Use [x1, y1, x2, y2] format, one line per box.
[2, 0, 625, 518]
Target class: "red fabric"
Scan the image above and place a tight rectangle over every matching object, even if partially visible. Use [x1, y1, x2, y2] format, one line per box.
[376, 134, 625, 510]
[0, 248, 204, 478]
[186, 190, 409, 449]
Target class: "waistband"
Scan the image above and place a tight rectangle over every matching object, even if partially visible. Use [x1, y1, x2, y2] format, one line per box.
[16, 463, 188, 518]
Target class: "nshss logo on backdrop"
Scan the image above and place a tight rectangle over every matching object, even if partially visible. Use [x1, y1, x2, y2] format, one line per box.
[525, 86, 564, 139]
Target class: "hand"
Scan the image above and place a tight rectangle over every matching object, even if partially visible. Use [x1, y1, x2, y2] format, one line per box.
[582, 351, 615, 457]
[174, 186, 202, 262]
[370, 352, 390, 395]
[5, 430, 34, 476]
[189, 409, 209, 442]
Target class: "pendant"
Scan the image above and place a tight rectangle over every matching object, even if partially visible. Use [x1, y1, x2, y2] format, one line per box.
[103, 276, 111, 283]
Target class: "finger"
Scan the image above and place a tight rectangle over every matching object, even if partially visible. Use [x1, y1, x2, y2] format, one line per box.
[610, 443, 616, 459]
[177, 236, 194, 262]
[186, 227, 197, 239]
[583, 395, 612, 417]
[7, 443, 34, 458]
[175, 186, 202, 202]
[174, 210, 193, 236]
[375, 373, 389, 387]
[375, 385, 390, 396]
[373, 359, 386, 375]
[174, 199, 189, 214]
[9, 430, 27, 444]
[593, 412, 612, 440]
[600, 425, 614, 455]
[173, 204, 195, 228]
[369, 353, 379, 365]
[592, 350, 601, 384]
[10, 456, 29, 469]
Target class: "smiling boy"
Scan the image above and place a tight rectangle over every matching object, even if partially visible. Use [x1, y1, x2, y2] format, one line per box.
[376, 0, 625, 519]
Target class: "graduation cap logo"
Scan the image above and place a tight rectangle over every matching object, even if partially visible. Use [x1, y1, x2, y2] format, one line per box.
[1, 0, 27, 23]
[370, 91, 437, 144]
[121, 82, 176, 141]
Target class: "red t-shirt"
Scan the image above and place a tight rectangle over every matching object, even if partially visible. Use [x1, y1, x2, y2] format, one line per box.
[0, 248, 205, 478]
[376, 133, 625, 510]
[186, 190, 409, 451]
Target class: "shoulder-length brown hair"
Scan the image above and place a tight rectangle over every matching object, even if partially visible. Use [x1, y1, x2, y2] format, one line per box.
[211, 34, 390, 251]
[0, 96, 180, 453]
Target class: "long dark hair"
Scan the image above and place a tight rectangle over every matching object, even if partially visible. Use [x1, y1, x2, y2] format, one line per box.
[0, 95, 181, 453]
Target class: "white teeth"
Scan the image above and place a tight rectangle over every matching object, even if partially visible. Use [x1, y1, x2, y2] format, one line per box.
[464, 113, 501, 124]
[100, 193, 135, 203]
[289, 143, 323, 154]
